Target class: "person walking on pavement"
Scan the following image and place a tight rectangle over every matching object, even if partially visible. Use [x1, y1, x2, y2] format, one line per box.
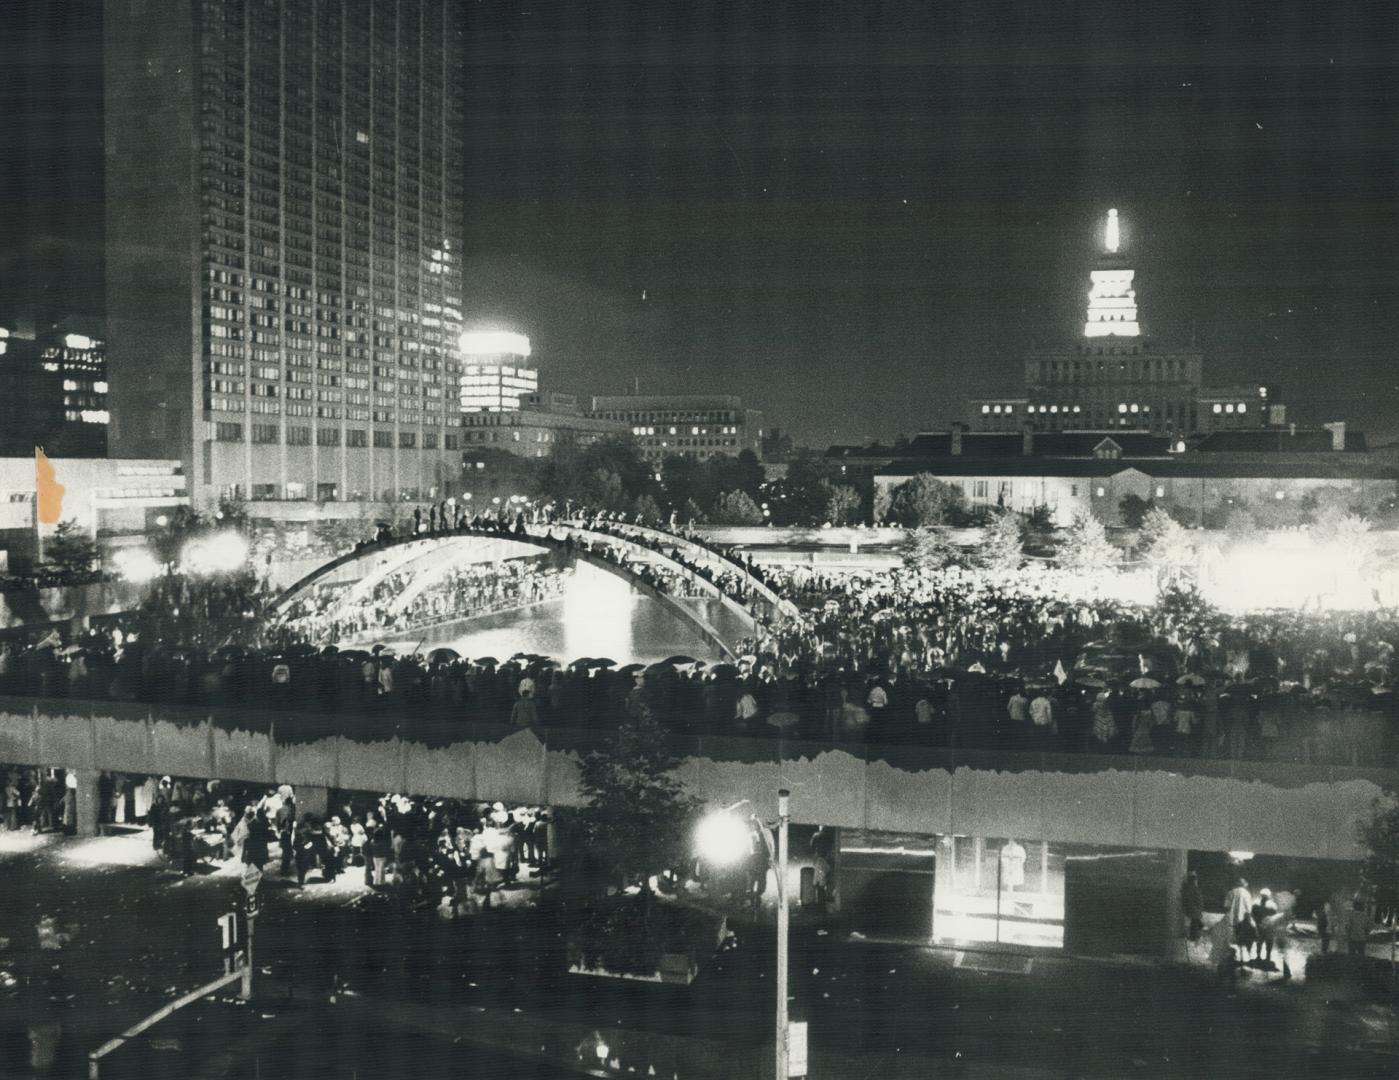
[276, 793, 297, 876]
[1225, 877, 1255, 964]
[1252, 888, 1279, 964]
[1181, 871, 1205, 942]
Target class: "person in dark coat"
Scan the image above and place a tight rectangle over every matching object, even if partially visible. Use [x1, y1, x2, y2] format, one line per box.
[1181, 871, 1205, 942]
[243, 813, 271, 869]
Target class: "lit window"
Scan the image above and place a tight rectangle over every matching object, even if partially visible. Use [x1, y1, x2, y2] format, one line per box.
[1238, 403, 1247, 414]
[1117, 403, 1127, 414]
[1095, 486, 1106, 497]
[1225, 404, 1235, 414]
[992, 405, 1002, 414]
[1212, 404, 1222, 414]
[1050, 405, 1059, 413]
[1155, 486, 1165, 498]
[981, 405, 990, 414]
[1073, 405, 1081, 413]
[1275, 490, 1285, 500]
[1129, 404, 1139, 413]
[1006, 406, 1014, 414]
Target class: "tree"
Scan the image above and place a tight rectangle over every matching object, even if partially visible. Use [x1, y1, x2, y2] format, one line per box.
[872, 484, 893, 525]
[977, 509, 1024, 573]
[1118, 493, 1153, 530]
[44, 519, 97, 579]
[711, 489, 765, 525]
[886, 473, 965, 528]
[898, 527, 962, 572]
[575, 703, 701, 893]
[1138, 506, 1195, 585]
[1057, 511, 1118, 572]
[631, 493, 663, 525]
[680, 498, 708, 526]
[823, 483, 862, 526]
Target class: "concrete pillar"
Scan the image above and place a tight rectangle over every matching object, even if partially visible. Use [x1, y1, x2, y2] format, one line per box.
[295, 785, 329, 818]
[1162, 849, 1189, 962]
[74, 770, 100, 838]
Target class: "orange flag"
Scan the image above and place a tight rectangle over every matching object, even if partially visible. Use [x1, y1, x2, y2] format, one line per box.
[35, 447, 65, 524]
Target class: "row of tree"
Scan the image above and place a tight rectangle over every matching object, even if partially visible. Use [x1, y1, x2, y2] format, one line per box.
[521, 438, 866, 527]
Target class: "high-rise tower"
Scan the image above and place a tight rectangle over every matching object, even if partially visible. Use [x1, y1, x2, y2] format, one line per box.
[104, 0, 465, 508]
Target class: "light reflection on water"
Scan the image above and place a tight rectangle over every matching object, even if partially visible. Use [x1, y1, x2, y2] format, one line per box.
[417, 562, 726, 665]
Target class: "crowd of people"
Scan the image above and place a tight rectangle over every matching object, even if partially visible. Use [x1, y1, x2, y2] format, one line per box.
[280, 559, 571, 644]
[3, 516, 1399, 767]
[2, 764, 550, 913]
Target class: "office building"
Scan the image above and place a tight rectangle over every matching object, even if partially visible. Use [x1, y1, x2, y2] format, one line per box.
[0, 324, 108, 458]
[588, 394, 763, 462]
[104, 0, 466, 510]
[969, 210, 1285, 436]
[460, 391, 630, 459]
[459, 330, 538, 412]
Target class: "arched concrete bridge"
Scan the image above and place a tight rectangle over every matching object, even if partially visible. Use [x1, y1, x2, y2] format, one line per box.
[563, 519, 799, 620]
[273, 527, 762, 659]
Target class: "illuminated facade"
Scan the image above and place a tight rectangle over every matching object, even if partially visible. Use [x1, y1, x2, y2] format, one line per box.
[461, 392, 629, 458]
[970, 210, 1284, 437]
[0, 326, 108, 457]
[459, 331, 538, 412]
[104, 0, 466, 509]
[588, 394, 763, 462]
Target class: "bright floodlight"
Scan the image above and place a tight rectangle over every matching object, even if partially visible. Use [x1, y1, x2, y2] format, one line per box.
[696, 810, 752, 866]
[458, 330, 531, 357]
[1105, 208, 1120, 253]
[181, 531, 249, 576]
[111, 547, 161, 584]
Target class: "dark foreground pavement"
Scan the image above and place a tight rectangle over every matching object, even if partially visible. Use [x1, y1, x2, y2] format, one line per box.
[3, 829, 1397, 1079]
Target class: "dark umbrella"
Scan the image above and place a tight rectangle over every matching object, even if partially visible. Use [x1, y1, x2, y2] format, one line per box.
[569, 657, 594, 669]
[428, 647, 461, 664]
[588, 658, 617, 669]
[320, 645, 339, 657]
[473, 656, 499, 667]
[284, 642, 317, 657]
[618, 663, 646, 676]
[660, 655, 699, 666]
[709, 664, 740, 679]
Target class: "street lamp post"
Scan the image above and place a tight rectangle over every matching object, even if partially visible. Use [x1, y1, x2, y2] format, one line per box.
[775, 788, 790, 1080]
[697, 789, 792, 1080]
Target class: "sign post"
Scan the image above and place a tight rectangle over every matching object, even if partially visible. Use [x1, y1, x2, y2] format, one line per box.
[240, 864, 262, 1000]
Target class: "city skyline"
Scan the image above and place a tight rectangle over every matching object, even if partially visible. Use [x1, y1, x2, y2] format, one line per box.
[4, 1, 1399, 450]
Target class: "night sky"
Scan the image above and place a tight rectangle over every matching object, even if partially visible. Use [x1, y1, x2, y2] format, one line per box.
[5, 0, 1399, 445]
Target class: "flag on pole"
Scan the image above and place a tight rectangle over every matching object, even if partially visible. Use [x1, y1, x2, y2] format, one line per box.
[35, 447, 64, 524]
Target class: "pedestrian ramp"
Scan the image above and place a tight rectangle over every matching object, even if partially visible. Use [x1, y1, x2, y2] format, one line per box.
[953, 949, 1035, 975]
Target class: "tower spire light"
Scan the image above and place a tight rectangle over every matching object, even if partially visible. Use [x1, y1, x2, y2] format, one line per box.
[1105, 208, 1120, 254]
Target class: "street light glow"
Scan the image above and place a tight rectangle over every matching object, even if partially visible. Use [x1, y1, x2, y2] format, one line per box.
[181, 531, 250, 575]
[111, 547, 162, 584]
[695, 810, 752, 866]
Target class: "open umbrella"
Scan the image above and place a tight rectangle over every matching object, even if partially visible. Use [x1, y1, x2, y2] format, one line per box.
[709, 664, 740, 679]
[1129, 676, 1162, 690]
[588, 658, 617, 669]
[1176, 673, 1206, 686]
[1076, 676, 1108, 688]
[474, 656, 499, 667]
[320, 645, 340, 657]
[618, 663, 646, 676]
[660, 655, 699, 666]
[569, 657, 594, 669]
[428, 647, 461, 664]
